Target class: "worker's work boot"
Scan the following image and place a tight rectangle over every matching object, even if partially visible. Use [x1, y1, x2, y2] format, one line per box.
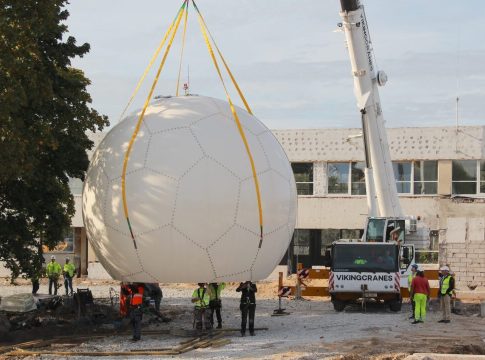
[240, 331, 245, 337]
[250, 331, 255, 336]
[217, 323, 222, 329]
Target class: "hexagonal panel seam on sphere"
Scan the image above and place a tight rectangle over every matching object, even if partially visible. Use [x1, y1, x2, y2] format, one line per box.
[256, 135, 271, 169]
[249, 248, 261, 271]
[187, 112, 222, 128]
[188, 127, 207, 156]
[206, 223, 237, 249]
[141, 133, 153, 169]
[204, 154, 243, 181]
[263, 222, 289, 237]
[178, 155, 205, 180]
[132, 223, 172, 238]
[121, 270, 145, 282]
[205, 249, 219, 280]
[172, 226, 205, 250]
[104, 220, 130, 239]
[143, 166, 178, 182]
[239, 168, 272, 183]
[149, 125, 188, 136]
[215, 268, 252, 279]
[233, 223, 260, 238]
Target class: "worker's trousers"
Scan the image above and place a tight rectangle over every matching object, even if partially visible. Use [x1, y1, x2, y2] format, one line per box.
[440, 294, 451, 321]
[194, 307, 211, 330]
[64, 276, 73, 295]
[32, 279, 39, 295]
[240, 303, 255, 335]
[413, 293, 427, 321]
[48, 277, 58, 295]
[209, 299, 222, 327]
[130, 307, 143, 340]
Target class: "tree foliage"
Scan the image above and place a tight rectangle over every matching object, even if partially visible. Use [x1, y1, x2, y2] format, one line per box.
[0, 0, 109, 279]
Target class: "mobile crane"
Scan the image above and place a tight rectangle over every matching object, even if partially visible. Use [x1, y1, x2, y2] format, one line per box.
[324, 0, 417, 311]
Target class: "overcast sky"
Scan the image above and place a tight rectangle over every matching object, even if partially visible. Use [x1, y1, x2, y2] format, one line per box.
[66, 0, 485, 130]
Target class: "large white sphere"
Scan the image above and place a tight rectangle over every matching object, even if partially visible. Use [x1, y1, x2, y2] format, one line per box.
[83, 96, 296, 283]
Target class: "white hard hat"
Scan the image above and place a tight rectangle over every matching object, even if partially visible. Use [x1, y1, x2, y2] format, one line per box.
[51, 255, 56, 260]
[65, 257, 70, 261]
[440, 266, 450, 272]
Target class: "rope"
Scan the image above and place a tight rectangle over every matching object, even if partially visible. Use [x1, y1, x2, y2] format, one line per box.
[121, 0, 187, 248]
[193, 0, 264, 247]
[176, 4, 189, 96]
[118, 2, 187, 122]
[192, 1, 253, 115]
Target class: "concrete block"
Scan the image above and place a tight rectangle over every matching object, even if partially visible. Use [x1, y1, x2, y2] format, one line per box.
[468, 218, 485, 242]
[445, 217, 467, 243]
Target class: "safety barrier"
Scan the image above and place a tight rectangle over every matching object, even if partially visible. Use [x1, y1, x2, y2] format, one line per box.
[278, 263, 441, 299]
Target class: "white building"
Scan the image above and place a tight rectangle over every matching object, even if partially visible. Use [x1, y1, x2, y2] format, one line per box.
[4, 125, 484, 286]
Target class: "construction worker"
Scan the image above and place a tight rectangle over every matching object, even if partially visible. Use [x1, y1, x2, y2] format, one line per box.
[192, 283, 211, 330]
[63, 257, 76, 296]
[144, 283, 163, 313]
[407, 264, 418, 319]
[411, 270, 430, 324]
[208, 282, 225, 329]
[438, 265, 454, 323]
[124, 283, 144, 341]
[236, 281, 257, 337]
[46, 255, 62, 295]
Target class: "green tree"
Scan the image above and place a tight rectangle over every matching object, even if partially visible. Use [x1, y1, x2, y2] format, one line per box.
[0, 0, 108, 280]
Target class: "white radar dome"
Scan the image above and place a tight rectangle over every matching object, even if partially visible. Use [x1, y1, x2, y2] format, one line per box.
[82, 95, 297, 283]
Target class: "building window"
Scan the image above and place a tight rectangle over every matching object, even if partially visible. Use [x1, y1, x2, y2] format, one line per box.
[293, 229, 310, 255]
[320, 229, 340, 255]
[351, 162, 366, 195]
[481, 160, 485, 194]
[291, 163, 313, 195]
[452, 160, 477, 195]
[413, 160, 438, 195]
[328, 162, 348, 194]
[393, 162, 412, 194]
[328, 162, 366, 195]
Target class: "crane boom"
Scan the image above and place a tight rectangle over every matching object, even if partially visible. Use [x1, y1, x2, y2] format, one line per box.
[339, 0, 403, 218]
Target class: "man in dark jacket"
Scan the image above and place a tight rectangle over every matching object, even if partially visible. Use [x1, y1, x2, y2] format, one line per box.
[236, 281, 257, 336]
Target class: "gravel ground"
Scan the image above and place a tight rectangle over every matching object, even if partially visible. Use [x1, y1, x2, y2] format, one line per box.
[1, 280, 485, 359]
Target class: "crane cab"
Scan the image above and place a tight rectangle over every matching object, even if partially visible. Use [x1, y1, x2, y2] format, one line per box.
[363, 217, 405, 243]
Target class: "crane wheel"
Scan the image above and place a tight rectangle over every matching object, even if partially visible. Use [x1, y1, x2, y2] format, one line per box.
[332, 300, 346, 312]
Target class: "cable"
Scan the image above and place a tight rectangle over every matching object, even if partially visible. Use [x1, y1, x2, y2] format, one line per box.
[121, 0, 187, 248]
[193, 0, 264, 247]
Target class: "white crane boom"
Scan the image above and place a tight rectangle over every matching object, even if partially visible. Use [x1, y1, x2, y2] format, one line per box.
[339, 0, 403, 218]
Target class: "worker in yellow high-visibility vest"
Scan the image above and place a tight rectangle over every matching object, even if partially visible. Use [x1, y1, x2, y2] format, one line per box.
[63, 257, 76, 296]
[192, 283, 211, 330]
[46, 255, 62, 295]
[438, 266, 455, 323]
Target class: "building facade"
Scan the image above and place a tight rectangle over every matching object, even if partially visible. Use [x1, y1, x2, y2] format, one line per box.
[272, 126, 485, 283]
[3, 126, 483, 287]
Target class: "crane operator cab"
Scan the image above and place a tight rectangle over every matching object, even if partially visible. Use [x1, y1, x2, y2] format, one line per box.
[363, 216, 415, 271]
[364, 217, 405, 243]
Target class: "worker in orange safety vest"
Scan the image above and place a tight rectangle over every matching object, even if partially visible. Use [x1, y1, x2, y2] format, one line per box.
[121, 283, 144, 341]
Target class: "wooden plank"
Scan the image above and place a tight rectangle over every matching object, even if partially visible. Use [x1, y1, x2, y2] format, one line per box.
[306, 269, 330, 279]
[300, 286, 330, 297]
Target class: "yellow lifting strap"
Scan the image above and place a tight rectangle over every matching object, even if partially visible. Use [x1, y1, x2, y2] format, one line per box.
[193, 1, 264, 246]
[118, 2, 187, 122]
[176, 4, 189, 96]
[192, 3, 253, 115]
[121, 1, 187, 247]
